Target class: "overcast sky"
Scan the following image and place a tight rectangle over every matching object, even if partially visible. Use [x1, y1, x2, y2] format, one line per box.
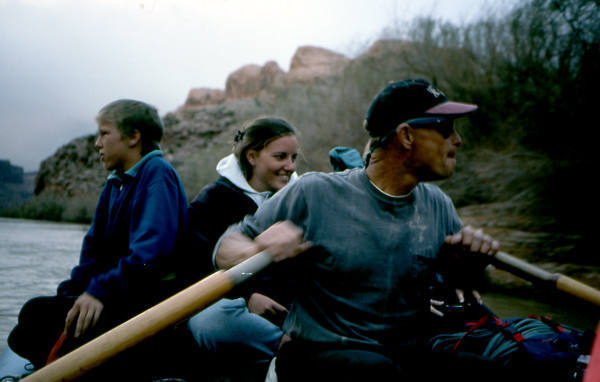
[0, 0, 511, 172]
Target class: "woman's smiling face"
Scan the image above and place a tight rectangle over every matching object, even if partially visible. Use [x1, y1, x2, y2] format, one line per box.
[246, 134, 298, 193]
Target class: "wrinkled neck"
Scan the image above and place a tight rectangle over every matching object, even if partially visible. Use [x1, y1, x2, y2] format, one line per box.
[365, 148, 418, 197]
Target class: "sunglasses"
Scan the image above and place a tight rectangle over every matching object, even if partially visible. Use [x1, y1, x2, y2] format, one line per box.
[405, 117, 455, 138]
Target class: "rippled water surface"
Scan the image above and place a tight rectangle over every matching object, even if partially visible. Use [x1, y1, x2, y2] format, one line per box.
[0, 217, 88, 350]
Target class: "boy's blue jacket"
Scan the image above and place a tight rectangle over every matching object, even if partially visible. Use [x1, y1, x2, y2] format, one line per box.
[57, 151, 189, 307]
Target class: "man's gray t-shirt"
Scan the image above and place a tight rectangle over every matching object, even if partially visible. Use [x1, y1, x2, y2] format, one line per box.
[228, 168, 462, 349]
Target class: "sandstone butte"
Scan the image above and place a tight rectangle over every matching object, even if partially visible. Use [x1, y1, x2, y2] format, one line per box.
[179, 45, 352, 111]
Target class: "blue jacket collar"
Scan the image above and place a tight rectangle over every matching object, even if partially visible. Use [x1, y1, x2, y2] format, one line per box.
[107, 150, 162, 183]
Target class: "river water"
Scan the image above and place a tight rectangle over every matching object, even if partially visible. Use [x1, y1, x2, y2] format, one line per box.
[0, 217, 87, 351]
[0, 217, 598, 355]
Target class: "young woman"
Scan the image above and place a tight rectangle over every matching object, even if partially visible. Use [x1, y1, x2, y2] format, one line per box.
[186, 117, 299, 377]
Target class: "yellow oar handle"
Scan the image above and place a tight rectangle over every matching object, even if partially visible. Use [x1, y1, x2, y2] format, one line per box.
[492, 251, 600, 308]
[555, 274, 600, 307]
[21, 251, 274, 382]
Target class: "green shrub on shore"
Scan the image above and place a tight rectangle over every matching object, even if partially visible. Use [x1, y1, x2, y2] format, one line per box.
[0, 194, 95, 224]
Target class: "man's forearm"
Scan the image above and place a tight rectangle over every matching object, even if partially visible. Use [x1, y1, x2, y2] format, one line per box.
[215, 232, 262, 269]
[216, 221, 312, 269]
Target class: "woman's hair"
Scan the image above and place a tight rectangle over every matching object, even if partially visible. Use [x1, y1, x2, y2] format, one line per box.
[233, 117, 297, 180]
[96, 99, 163, 155]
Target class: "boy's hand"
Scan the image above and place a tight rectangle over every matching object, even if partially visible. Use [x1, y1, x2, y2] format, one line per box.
[65, 292, 104, 338]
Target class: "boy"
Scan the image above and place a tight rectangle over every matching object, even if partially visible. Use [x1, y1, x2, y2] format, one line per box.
[8, 99, 189, 374]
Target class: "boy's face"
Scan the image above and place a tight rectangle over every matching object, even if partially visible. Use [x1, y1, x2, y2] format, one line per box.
[95, 123, 131, 171]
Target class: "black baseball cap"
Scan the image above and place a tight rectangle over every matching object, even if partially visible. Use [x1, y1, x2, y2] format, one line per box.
[363, 79, 477, 138]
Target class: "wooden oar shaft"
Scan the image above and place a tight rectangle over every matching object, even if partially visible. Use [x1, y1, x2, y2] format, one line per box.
[21, 251, 274, 382]
[492, 251, 600, 307]
[556, 274, 600, 307]
[492, 251, 555, 283]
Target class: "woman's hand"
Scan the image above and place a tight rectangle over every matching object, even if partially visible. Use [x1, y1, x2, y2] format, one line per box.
[247, 293, 288, 326]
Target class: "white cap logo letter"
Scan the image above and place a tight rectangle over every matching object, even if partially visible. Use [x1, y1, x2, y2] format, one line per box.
[426, 85, 443, 98]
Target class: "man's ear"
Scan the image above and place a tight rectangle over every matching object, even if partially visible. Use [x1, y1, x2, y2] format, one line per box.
[396, 124, 414, 150]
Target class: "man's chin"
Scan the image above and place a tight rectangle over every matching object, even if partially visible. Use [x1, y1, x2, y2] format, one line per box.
[440, 168, 455, 179]
[421, 169, 454, 182]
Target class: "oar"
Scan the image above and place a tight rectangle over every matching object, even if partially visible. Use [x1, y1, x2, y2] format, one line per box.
[20, 251, 274, 382]
[491, 251, 600, 307]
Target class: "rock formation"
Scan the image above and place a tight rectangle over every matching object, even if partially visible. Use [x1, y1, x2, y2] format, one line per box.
[364, 39, 413, 58]
[225, 60, 285, 100]
[180, 45, 351, 111]
[181, 88, 226, 110]
[286, 45, 350, 83]
[34, 135, 106, 197]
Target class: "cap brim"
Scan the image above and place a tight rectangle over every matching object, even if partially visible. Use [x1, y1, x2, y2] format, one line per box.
[425, 101, 478, 116]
